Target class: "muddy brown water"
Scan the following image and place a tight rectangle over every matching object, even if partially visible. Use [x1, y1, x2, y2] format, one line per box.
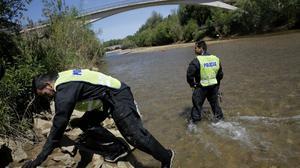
[103, 32, 300, 168]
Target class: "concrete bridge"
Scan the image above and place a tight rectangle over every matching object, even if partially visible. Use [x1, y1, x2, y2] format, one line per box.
[81, 0, 237, 24]
[21, 0, 237, 32]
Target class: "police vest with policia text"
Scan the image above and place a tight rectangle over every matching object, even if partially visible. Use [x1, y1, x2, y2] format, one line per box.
[196, 55, 220, 87]
[54, 69, 121, 91]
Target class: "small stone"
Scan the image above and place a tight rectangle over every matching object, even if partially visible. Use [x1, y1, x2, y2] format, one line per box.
[60, 146, 75, 154]
[34, 118, 52, 131]
[102, 118, 116, 129]
[101, 162, 117, 168]
[10, 141, 28, 163]
[41, 128, 51, 137]
[91, 155, 104, 167]
[52, 154, 76, 167]
[117, 161, 135, 168]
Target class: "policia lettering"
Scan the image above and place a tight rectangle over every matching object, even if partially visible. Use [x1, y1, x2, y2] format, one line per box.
[54, 69, 121, 90]
[197, 55, 220, 87]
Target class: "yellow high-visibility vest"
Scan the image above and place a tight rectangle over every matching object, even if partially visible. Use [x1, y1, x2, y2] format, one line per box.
[196, 55, 220, 86]
[54, 69, 121, 91]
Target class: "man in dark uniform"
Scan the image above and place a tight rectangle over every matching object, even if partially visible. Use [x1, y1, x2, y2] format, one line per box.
[23, 69, 174, 168]
[187, 40, 224, 123]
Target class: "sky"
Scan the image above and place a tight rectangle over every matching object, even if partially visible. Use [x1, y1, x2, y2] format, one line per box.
[23, 0, 178, 41]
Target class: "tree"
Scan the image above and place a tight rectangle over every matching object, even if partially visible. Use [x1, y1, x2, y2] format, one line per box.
[138, 11, 163, 33]
[206, 9, 234, 37]
[178, 4, 211, 26]
[0, 0, 104, 138]
[0, 0, 31, 31]
[183, 19, 199, 42]
[166, 12, 183, 42]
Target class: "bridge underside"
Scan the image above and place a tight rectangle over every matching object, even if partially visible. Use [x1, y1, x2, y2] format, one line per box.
[83, 0, 237, 24]
[21, 0, 237, 32]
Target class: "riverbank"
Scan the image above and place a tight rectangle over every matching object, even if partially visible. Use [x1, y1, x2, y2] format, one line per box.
[106, 29, 300, 55]
[2, 30, 299, 168]
[1, 105, 135, 168]
[102, 31, 300, 167]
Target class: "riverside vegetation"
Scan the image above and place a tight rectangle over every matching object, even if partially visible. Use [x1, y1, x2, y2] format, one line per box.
[104, 0, 300, 50]
[1, 0, 300, 138]
[0, 0, 104, 139]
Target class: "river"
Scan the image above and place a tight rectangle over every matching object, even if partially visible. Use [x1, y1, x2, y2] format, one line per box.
[102, 32, 300, 168]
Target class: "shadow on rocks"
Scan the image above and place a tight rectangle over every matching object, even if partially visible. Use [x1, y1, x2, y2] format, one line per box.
[0, 144, 13, 168]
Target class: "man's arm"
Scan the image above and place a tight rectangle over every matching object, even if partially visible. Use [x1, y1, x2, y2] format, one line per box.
[23, 83, 82, 167]
[217, 63, 224, 84]
[186, 58, 200, 88]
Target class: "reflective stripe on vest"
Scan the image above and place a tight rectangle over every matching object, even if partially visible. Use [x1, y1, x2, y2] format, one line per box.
[54, 69, 121, 90]
[196, 55, 220, 87]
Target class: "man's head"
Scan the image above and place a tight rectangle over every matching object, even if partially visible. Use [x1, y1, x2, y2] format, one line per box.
[195, 40, 207, 55]
[32, 72, 58, 98]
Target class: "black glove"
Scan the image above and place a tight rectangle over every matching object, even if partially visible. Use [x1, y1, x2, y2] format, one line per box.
[22, 159, 41, 168]
[190, 82, 199, 88]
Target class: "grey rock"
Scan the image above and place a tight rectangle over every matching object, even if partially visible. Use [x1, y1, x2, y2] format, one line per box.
[52, 154, 76, 167]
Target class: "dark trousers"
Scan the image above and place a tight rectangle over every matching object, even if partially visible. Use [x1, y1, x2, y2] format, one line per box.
[71, 110, 129, 157]
[111, 88, 170, 164]
[191, 85, 223, 122]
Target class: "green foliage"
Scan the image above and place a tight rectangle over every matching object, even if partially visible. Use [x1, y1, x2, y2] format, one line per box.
[0, 0, 104, 138]
[103, 39, 123, 48]
[166, 13, 183, 42]
[183, 19, 199, 41]
[115, 1, 299, 48]
[230, 0, 300, 34]
[121, 37, 137, 49]
[0, 34, 44, 136]
[194, 29, 206, 41]
[206, 9, 234, 37]
[0, 0, 32, 30]
[134, 29, 154, 47]
[178, 4, 211, 26]
[151, 21, 174, 45]
[127, 12, 182, 47]
[41, 9, 103, 69]
[138, 11, 163, 33]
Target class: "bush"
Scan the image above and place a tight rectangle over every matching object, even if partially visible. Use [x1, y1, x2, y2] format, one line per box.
[121, 38, 137, 49]
[194, 29, 206, 41]
[206, 9, 234, 37]
[134, 29, 154, 47]
[166, 13, 183, 42]
[152, 21, 174, 46]
[105, 1, 299, 48]
[0, 0, 104, 138]
[183, 19, 199, 42]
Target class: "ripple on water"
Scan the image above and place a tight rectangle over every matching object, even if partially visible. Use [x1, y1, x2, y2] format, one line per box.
[210, 121, 252, 146]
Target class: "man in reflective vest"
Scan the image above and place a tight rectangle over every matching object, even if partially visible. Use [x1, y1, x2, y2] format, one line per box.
[187, 40, 224, 124]
[23, 69, 174, 168]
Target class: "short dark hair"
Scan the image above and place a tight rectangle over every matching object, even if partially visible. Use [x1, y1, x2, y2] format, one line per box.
[195, 40, 207, 51]
[32, 72, 58, 93]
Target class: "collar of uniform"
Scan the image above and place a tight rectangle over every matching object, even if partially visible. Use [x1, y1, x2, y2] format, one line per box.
[201, 51, 210, 55]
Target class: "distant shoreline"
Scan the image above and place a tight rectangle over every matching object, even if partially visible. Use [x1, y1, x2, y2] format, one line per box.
[106, 29, 300, 55]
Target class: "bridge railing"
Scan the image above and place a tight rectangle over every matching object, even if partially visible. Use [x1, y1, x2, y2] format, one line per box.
[79, 0, 156, 15]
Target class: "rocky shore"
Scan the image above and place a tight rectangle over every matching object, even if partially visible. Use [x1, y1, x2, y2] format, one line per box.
[0, 103, 134, 168]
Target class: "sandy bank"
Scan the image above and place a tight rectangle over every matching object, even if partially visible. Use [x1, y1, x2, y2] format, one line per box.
[108, 29, 300, 55]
